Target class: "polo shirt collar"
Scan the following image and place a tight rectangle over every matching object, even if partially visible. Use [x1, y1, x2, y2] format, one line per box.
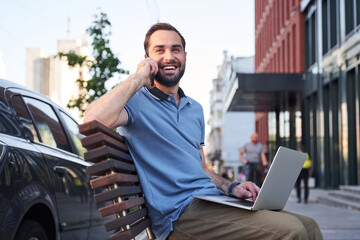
[145, 86, 186, 101]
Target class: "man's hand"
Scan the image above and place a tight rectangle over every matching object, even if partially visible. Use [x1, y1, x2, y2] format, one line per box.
[84, 57, 159, 128]
[136, 57, 158, 87]
[231, 182, 260, 202]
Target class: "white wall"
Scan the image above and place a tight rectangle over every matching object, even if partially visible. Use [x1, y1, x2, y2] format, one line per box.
[222, 111, 255, 170]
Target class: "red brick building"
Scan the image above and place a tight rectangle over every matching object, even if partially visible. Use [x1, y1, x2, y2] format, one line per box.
[254, 0, 305, 153]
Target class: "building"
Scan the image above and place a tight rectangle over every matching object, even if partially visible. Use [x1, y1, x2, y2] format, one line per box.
[207, 51, 255, 179]
[243, 0, 305, 160]
[26, 35, 90, 121]
[302, 0, 360, 188]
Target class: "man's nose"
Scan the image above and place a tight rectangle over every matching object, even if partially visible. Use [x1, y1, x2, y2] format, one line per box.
[163, 49, 174, 61]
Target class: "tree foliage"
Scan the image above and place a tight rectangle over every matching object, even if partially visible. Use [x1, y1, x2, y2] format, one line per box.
[57, 11, 128, 117]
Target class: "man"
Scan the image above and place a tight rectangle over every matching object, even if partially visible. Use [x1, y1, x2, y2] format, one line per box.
[84, 23, 322, 240]
[239, 133, 268, 186]
[296, 143, 312, 204]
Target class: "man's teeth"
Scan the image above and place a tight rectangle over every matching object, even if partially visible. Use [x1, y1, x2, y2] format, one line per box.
[164, 66, 175, 70]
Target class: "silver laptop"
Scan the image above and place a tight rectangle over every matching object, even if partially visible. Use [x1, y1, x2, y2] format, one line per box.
[193, 146, 307, 211]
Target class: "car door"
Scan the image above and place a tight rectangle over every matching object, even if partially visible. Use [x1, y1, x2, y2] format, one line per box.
[14, 95, 92, 239]
[58, 110, 112, 239]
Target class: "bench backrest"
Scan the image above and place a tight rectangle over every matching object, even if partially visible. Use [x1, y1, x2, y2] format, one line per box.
[79, 120, 154, 240]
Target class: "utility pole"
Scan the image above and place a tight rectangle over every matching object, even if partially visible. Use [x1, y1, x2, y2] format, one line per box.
[146, 0, 160, 23]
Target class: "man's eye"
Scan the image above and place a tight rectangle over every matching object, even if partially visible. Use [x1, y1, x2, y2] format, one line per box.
[173, 49, 181, 52]
[156, 49, 164, 53]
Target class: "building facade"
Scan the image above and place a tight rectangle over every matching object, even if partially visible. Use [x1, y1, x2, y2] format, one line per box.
[26, 35, 90, 121]
[302, 0, 360, 187]
[207, 51, 255, 179]
[254, 0, 305, 159]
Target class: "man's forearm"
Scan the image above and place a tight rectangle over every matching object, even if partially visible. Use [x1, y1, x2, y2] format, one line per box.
[84, 73, 143, 128]
[204, 168, 232, 195]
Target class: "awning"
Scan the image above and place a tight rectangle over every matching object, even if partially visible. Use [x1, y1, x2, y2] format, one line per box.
[224, 73, 305, 112]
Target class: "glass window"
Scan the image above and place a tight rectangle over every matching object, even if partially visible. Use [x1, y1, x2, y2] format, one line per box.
[311, 14, 316, 65]
[329, 0, 337, 48]
[23, 97, 71, 152]
[60, 111, 86, 157]
[357, 0, 360, 26]
[305, 20, 309, 69]
[322, 0, 328, 54]
[279, 111, 290, 138]
[345, 0, 355, 35]
[11, 95, 39, 142]
[0, 110, 21, 137]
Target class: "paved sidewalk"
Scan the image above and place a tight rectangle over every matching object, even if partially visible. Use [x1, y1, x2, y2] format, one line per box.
[285, 189, 360, 240]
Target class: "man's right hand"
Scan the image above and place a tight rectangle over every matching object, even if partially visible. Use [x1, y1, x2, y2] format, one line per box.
[84, 57, 159, 129]
[136, 57, 158, 87]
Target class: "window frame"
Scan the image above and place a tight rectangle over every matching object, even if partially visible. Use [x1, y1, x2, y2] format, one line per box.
[12, 94, 79, 156]
[10, 94, 42, 142]
[58, 109, 86, 158]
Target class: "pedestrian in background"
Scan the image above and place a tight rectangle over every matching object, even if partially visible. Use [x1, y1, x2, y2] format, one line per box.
[239, 133, 268, 186]
[237, 166, 247, 183]
[296, 143, 312, 204]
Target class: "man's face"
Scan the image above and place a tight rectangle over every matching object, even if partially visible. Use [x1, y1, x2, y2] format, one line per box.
[147, 30, 186, 87]
[251, 133, 258, 143]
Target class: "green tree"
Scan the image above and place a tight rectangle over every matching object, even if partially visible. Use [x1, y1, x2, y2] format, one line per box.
[57, 11, 128, 117]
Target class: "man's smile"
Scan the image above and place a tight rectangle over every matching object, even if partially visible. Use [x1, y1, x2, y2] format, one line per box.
[160, 63, 180, 74]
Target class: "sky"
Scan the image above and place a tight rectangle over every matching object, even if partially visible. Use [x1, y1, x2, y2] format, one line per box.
[0, 0, 255, 129]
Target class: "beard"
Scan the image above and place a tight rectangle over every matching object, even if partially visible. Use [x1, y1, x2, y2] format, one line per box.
[155, 60, 186, 87]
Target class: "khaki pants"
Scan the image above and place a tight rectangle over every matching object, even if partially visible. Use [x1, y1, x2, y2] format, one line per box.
[168, 199, 323, 240]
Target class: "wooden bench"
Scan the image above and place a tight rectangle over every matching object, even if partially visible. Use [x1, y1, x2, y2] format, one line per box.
[79, 120, 155, 240]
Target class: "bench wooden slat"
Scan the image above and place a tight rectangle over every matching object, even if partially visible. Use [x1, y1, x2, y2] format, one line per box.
[79, 120, 154, 239]
[90, 173, 139, 190]
[99, 197, 146, 217]
[109, 218, 151, 240]
[104, 208, 148, 231]
[79, 120, 125, 143]
[84, 145, 133, 163]
[86, 159, 136, 176]
[81, 132, 129, 152]
[94, 186, 142, 204]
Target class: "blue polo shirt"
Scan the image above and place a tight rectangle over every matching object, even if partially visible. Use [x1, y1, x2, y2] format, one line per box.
[119, 87, 223, 239]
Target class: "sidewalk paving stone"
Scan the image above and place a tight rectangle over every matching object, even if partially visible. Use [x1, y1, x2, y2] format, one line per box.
[285, 189, 360, 240]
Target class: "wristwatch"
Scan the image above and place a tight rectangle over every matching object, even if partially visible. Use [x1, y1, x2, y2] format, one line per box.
[228, 182, 240, 197]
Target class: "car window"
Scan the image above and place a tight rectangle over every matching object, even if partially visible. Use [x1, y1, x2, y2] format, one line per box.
[11, 95, 40, 142]
[22, 97, 71, 152]
[0, 91, 22, 137]
[60, 111, 86, 158]
[0, 110, 22, 137]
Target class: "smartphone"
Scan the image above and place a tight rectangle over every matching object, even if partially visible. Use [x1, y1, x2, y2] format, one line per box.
[145, 53, 155, 86]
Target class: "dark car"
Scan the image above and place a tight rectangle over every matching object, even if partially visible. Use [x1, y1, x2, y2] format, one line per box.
[0, 79, 110, 240]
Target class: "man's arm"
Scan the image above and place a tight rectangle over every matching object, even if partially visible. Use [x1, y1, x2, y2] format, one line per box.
[200, 148, 259, 201]
[260, 152, 268, 167]
[238, 148, 247, 165]
[83, 58, 158, 129]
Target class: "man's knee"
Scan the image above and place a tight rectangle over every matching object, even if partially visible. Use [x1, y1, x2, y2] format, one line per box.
[287, 222, 308, 240]
[281, 212, 322, 240]
[263, 212, 308, 240]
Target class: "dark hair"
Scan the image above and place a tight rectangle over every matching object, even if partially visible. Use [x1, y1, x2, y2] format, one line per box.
[144, 23, 186, 55]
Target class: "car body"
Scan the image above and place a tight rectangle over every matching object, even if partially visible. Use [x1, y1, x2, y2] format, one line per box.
[0, 79, 110, 240]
